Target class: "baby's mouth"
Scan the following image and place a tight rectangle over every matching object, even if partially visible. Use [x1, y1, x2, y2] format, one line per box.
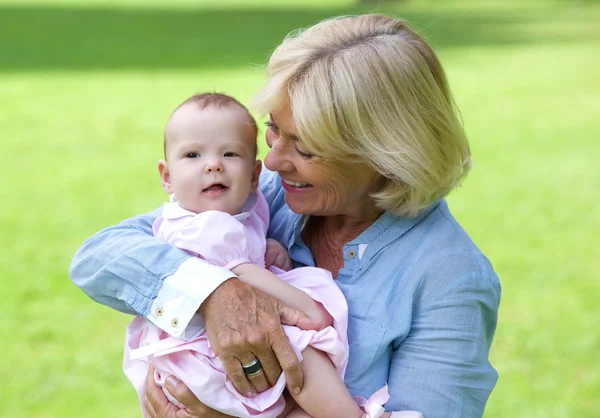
[202, 183, 229, 195]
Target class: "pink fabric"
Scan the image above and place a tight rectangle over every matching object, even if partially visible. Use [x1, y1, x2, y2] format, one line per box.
[354, 385, 394, 418]
[123, 191, 349, 418]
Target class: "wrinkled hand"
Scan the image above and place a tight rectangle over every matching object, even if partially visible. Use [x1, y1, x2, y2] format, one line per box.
[144, 366, 231, 418]
[265, 238, 293, 271]
[199, 278, 321, 397]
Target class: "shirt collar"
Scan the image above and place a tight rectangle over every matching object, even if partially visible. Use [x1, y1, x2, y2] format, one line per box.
[289, 200, 442, 260]
[354, 200, 442, 262]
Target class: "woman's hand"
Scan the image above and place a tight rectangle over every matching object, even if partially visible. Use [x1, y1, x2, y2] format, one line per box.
[199, 278, 321, 397]
[144, 366, 231, 418]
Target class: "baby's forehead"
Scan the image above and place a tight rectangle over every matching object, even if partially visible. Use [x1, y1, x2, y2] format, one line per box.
[165, 102, 257, 150]
[167, 102, 250, 131]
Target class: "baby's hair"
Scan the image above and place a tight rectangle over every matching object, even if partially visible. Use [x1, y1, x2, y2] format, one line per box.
[164, 92, 259, 158]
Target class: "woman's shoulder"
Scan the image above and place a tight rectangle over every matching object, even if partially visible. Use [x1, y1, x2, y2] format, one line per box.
[384, 200, 493, 267]
[376, 200, 500, 310]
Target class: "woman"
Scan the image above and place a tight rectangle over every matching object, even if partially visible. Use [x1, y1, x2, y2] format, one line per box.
[70, 14, 500, 418]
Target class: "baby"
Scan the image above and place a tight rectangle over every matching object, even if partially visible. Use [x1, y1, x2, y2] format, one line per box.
[123, 93, 388, 418]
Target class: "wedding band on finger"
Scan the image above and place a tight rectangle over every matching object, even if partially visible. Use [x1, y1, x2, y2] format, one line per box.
[241, 357, 263, 377]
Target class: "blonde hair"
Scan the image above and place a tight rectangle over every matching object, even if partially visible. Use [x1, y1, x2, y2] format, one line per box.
[253, 14, 471, 217]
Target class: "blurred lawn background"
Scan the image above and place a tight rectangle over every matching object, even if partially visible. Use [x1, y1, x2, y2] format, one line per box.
[2, 0, 599, 417]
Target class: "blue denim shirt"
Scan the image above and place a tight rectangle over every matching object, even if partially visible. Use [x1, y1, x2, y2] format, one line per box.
[70, 169, 500, 417]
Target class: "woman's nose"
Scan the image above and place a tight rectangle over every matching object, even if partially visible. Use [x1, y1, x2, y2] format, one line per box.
[264, 140, 294, 172]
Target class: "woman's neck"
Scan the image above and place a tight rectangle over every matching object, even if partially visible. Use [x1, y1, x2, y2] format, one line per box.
[321, 212, 382, 243]
[303, 212, 381, 279]
[305, 209, 383, 251]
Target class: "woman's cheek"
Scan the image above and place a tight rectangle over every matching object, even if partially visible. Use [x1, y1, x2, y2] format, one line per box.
[265, 129, 275, 148]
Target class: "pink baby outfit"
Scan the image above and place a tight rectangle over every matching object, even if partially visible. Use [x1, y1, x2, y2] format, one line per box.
[123, 192, 349, 418]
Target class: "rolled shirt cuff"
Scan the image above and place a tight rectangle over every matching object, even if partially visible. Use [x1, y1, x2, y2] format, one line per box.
[146, 257, 236, 339]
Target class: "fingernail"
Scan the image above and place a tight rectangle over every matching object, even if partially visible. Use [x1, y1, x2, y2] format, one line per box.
[246, 392, 254, 398]
[293, 387, 301, 395]
[166, 376, 179, 388]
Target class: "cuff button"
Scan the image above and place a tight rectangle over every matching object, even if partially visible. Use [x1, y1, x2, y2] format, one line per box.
[156, 307, 164, 316]
[171, 318, 179, 328]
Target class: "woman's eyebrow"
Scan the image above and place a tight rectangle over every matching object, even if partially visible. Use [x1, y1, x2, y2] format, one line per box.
[269, 114, 301, 142]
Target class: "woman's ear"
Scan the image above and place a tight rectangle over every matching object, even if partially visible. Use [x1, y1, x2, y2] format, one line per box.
[250, 160, 262, 191]
[158, 160, 173, 194]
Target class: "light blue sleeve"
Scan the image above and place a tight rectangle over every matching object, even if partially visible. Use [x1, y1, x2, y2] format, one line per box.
[69, 208, 191, 316]
[69, 171, 284, 318]
[386, 271, 501, 417]
[258, 167, 282, 208]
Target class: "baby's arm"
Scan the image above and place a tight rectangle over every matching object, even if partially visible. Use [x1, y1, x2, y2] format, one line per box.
[286, 346, 367, 418]
[231, 263, 333, 330]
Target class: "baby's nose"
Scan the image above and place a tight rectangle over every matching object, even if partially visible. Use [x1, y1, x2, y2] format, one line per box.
[205, 160, 224, 173]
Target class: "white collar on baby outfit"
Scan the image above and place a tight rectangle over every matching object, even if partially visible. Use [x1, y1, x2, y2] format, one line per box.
[164, 192, 259, 222]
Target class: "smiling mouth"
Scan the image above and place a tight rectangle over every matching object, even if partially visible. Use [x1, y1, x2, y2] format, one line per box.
[283, 179, 312, 188]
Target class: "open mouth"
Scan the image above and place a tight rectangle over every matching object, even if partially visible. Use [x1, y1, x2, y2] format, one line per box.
[282, 178, 314, 193]
[283, 178, 313, 189]
[202, 183, 228, 195]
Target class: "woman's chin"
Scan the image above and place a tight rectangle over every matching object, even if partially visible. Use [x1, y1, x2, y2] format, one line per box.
[284, 194, 316, 215]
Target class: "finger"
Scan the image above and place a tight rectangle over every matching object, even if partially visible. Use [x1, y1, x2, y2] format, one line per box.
[278, 303, 321, 331]
[271, 328, 303, 394]
[163, 375, 202, 409]
[221, 356, 256, 397]
[144, 394, 158, 418]
[246, 367, 270, 394]
[282, 255, 293, 272]
[274, 253, 288, 271]
[255, 348, 282, 387]
[237, 353, 270, 393]
[296, 316, 322, 331]
[146, 365, 171, 415]
[265, 250, 276, 268]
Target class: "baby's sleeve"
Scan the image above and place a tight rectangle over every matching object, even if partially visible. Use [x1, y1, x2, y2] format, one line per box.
[164, 211, 252, 270]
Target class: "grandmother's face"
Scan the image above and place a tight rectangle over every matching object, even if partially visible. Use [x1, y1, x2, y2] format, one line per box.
[264, 106, 382, 218]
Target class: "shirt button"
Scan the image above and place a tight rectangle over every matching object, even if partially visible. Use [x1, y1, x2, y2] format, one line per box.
[347, 250, 357, 259]
[156, 307, 164, 316]
[171, 318, 179, 328]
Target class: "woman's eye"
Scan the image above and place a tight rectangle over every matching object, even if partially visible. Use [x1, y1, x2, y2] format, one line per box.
[294, 144, 314, 159]
[186, 152, 200, 158]
[265, 121, 279, 134]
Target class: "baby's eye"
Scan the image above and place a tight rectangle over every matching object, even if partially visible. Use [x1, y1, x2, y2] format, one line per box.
[223, 152, 237, 157]
[186, 152, 200, 158]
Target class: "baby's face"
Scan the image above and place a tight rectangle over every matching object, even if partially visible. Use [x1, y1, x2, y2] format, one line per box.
[160, 104, 260, 215]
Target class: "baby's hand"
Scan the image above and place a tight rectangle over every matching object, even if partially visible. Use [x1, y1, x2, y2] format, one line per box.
[265, 238, 293, 271]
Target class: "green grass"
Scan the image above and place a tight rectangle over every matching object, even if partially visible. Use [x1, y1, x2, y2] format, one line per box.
[2, 0, 598, 417]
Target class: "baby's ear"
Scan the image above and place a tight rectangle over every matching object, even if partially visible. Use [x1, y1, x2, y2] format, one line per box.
[158, 160, 173, 194]
[250, 160, 262, 191]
